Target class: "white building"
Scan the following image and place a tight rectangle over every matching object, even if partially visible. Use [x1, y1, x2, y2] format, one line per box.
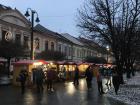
[0, 4, 110, 63]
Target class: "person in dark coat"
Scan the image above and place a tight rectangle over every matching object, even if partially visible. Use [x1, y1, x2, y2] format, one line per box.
[34, 67, 45, 93]
[73, 66, 79, 85]
[47, 67, 55, 92]
[112, 68, 120, 95]
[85, 65, 93, 89]
[19, 69, 28, 94]
[96, 72, 104, 94]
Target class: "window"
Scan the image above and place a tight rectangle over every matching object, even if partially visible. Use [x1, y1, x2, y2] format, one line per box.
[51, 42, 54, 51]
[69, 47, 71, 56]
[15, 34, 21, 44]
[77, 49, 79, 57]
[35, 38, 39, 49]
[2, 30, 7, 41]
[73, 48, 75, 57]
[64, 46, 67, 55]
[45, 41, 48, 51]
[23, 36, 29, 49]
[83, 50, 85, 57]
[58, 44, 61, 52]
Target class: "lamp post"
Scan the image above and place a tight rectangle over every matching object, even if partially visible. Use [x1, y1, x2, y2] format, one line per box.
[106, 46, 109, 64]
[25, 8, 40, 60]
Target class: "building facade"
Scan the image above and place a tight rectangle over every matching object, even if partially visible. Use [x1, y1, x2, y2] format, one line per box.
[0, 4, 108, 62]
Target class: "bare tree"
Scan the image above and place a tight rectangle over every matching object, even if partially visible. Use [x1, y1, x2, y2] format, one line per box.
[77, 0, 140, 81]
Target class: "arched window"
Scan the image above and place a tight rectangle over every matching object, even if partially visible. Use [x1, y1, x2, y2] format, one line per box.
[15, 34, 21, 44]
[58, 44, 61, 52]
[45, 41, 48, 51]
[51, 42, 54, 51]
[23, 36, 29, 49]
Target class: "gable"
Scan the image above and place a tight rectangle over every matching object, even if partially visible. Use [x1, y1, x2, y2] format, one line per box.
[0, 9, 30, 28]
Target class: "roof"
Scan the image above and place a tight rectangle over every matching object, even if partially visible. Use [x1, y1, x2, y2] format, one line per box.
[13, 60, 48, 65]
[34, 24, 72, 43]
[79, 37, 107, 53]
[61, 33, 83, 46]
[0, 4, 12, 10]
[34, 24, 58, 36]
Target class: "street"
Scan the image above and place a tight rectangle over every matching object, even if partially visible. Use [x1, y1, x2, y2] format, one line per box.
[0, 78, 127, 105]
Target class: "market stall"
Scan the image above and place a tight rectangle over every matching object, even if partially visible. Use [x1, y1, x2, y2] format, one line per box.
[56, 61, 77, 80]
[12, 60, 48, 86]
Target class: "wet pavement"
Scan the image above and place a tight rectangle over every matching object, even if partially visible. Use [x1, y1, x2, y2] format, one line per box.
[0, 78, 127, 105]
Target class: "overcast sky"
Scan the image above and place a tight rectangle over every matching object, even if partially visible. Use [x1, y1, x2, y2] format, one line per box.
[0, 0, 85, 37]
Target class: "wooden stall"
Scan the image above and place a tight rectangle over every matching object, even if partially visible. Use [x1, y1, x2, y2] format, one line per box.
[12, 60, 48, 86]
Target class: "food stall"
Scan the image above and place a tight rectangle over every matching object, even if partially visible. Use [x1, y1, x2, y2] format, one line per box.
[77, 62, 95, 77]
[12, 60, 48, 86]
[56, 61, 77, 80]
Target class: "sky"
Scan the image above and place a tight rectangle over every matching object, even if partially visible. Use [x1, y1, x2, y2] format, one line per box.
[0, 0, 85, 37]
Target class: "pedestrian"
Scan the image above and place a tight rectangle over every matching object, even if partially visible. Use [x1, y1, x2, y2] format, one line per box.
[19, 69, 28, 94]
[47, 67, 55, 92]
[58, 66, 66, 82]
[112, 67, 120, 95]
[34, 67, 45, 93]
[73, 65, 79, 85]
[32, 68, 37, 85]
[62, 67, 66, 82]
[85, 65, 93, 89]
[96, 72, 104, 94]
[105, 67, 112, 87]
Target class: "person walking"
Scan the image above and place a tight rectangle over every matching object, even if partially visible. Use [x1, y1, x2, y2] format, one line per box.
[73, 66, 79, 85]
[96, 72, 104, 94]
[19, 69, 28, 94]
[34, 67, 45, 93]
[47, 67, 55, 92]
[62, 68, 66, 82]
[112, 67, 120, 95]
[85, 65, 93, 89]
[105, 67, 112, 87]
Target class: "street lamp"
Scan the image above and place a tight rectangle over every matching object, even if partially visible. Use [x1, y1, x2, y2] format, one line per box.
[106, 46, 109, 64]
[25, 8, 40, 60]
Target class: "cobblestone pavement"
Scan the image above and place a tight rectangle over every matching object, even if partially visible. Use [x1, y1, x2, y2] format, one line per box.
[0, 78, 127, 105]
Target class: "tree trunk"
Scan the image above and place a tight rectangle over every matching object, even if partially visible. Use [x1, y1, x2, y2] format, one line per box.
[132, 68, 135, 76]
[126, 69, 131, 78]
[131, 63, 135, 76]
[116, 62, 124, 84]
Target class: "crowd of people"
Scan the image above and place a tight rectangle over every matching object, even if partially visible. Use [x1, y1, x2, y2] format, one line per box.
[17, 64, 120, 95]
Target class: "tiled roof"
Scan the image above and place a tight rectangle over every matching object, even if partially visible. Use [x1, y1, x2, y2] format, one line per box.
[61, 33, 83, 46]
